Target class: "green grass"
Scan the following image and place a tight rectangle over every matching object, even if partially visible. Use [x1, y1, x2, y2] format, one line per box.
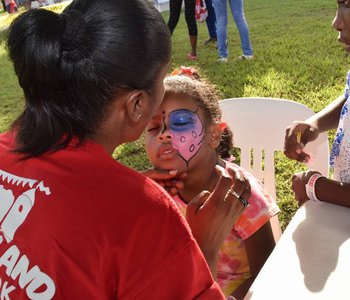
[0, 0, 348, 229]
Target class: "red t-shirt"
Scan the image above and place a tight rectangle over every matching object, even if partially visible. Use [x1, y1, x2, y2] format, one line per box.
[0, 131, 225, 299]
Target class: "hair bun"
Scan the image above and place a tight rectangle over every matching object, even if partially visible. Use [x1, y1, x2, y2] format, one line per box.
[62, 9, 86, 52]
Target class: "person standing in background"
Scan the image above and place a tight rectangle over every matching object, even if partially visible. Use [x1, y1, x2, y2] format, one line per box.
[4, 0, 18, 13]
[203, 0, 217, 45]
[167, 0, 198, 60]
[212, 0, 253, 62]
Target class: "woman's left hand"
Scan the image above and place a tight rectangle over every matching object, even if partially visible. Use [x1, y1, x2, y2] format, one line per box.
[185, 165, 251, 278]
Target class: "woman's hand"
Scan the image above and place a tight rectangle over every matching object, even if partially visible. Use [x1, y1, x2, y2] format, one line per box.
[140, 168, 187, 196]
[185, 165, 251, 278]
[292, 170, 321, 206]
[284, 121, 319, 163]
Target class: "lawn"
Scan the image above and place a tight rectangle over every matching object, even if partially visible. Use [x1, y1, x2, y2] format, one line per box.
[0, 0, 348, 229]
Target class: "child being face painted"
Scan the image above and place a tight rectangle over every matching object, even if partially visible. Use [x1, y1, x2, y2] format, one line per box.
[145, 67, 280, 299]
[145, 92, 212, 174]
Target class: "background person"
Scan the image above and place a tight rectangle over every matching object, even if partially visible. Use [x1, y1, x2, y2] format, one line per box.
[167, 0, 198, 60]
[4, 0, 18, 13]
[212, 0, 253, 62]
[203, 0, 217, 45]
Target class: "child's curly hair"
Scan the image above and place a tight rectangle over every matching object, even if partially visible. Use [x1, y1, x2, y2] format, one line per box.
[164, 66, 233, 160]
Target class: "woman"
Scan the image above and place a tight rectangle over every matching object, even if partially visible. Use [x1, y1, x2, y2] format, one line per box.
[0, 0, 247, 298]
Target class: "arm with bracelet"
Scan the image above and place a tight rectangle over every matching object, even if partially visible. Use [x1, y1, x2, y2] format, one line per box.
[291, 170, 350, 208]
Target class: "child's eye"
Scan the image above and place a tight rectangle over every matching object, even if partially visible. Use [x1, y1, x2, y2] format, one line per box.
[147, 127, 159, 132]
[172, 116, 196, 126]
[169, 110, 197, 131]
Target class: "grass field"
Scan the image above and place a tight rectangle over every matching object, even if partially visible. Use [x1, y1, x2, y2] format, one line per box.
[0, 0, 348, 229]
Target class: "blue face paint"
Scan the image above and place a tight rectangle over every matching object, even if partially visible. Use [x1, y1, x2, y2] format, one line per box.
[166, 109, 204, 163]
[169, 110, 197, 132]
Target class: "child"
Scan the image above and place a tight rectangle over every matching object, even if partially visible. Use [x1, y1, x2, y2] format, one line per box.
[284, 0, 350, 207]
[145, 67, 280, 299]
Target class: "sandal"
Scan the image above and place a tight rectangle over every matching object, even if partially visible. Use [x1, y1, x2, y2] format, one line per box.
[202, 37, 217, 46]
[187, 53, 198, 61]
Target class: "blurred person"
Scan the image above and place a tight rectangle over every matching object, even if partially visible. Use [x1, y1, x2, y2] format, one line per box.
[203, 0, 217, 45]
[212, 0, 253, 62]
[168, 0, 198, 60]
[4, 0, 18, 13]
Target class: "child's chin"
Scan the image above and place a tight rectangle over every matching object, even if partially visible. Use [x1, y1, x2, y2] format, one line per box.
[156, 162, 187, 174]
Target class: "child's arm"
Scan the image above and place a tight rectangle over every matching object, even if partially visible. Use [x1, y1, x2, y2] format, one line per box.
[231, 222, 276, 300]
[292, 170, 350, 207]
[307, 95, 346, 133]
[284, 95, 345, 163]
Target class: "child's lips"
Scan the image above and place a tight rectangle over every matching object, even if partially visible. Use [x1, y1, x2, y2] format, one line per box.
[158, 145, 178, 159]
[338, 37, 350, 52]
[344, 44, 350, 52]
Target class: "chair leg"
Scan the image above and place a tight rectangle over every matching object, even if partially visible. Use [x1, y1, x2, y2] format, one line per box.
[270, 215, 282, 243]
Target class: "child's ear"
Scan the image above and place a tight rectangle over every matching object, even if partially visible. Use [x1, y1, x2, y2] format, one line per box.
[208, 123, 222, 149]
[125, 90, 149, 122]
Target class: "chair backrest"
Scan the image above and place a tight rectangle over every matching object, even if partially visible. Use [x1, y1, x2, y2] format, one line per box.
[219, 97, 330, 201]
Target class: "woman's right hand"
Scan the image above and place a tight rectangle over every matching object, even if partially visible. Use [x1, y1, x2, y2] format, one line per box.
[140, 168, 187, 196]
[185, 165, 250, 278]
[284, 121, 319, 163]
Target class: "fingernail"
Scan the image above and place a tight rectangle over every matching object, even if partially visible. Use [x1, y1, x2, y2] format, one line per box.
[169, 170, 177, 175]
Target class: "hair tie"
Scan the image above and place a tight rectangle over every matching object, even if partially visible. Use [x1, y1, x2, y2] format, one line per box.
[62, 9, 86, 52]
[219, 121, 227, 132]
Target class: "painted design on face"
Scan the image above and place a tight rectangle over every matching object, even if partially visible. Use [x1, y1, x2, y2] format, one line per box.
[163, 108, 204, 164]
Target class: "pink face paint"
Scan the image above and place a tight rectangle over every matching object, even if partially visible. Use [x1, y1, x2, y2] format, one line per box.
[165, 109, 204, 164]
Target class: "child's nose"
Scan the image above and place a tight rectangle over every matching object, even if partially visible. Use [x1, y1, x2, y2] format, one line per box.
[158, 129, 173, 141]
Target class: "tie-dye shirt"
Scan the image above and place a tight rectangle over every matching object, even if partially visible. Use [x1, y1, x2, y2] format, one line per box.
[172, 161, 280, 296]
[329, 70, 350, 183]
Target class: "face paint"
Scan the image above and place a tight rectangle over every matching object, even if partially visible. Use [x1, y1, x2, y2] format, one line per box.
[166, 109, 204, 164]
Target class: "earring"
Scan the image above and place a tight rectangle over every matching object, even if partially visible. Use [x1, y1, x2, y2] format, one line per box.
[136, 114, 141, 120]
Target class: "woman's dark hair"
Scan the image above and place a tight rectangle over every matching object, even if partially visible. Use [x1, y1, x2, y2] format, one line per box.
[7, 0, 171, 158]
[164, 67, 233, 160]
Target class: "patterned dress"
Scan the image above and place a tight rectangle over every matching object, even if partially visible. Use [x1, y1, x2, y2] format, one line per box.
[172, 161, 280, 296]
[330, 70, 350, 183]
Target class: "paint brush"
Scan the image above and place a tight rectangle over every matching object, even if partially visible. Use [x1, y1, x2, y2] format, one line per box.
[296, 130, 302, 144]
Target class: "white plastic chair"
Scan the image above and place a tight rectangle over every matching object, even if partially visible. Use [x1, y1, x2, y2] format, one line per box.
[219, 97, 330, 240]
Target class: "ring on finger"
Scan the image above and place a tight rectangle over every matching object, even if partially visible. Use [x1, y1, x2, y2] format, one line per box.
[238, 195, 249, 207]
[228, 189, 240, 199]
[228, 189, 249, 207]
